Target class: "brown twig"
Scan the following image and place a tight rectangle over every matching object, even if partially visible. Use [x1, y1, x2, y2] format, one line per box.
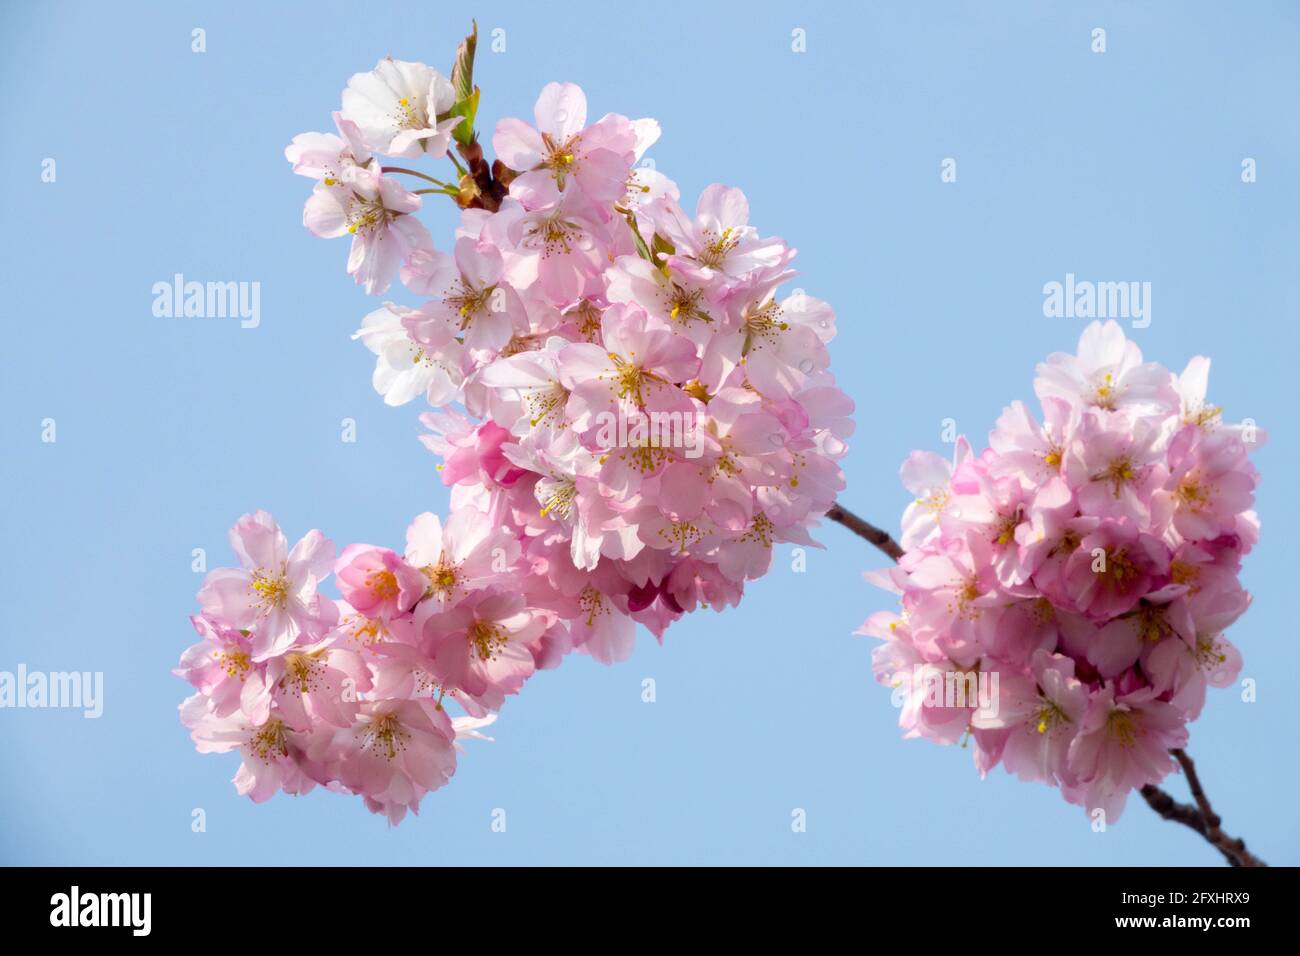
[825, 502, 905, 562]
[1140, 752, 1265, 867]
[825, 498, 1266, 866]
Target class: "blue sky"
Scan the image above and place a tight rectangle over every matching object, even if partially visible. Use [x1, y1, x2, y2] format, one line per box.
[1, 0, 1297, 865]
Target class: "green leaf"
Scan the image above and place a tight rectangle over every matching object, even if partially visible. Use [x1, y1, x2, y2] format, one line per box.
[448, 87, 480, 148]
[622, 210, 653, 263]
[451, 21, 477, 103]
[651, 233, 676, 260]
[447, 21, 479, 146]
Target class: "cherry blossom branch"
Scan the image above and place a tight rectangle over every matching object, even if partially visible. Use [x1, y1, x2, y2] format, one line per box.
[1140, 752, 1266, 867]
[379, 119, 508, 210]
[825, 502, 904, 561]
[380, 165, 455, 189]
[825, 499, 1266, 866]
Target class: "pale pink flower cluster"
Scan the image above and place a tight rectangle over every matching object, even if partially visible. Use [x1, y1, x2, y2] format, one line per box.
[177, 510, 499, 823]
[862, 321, 1262, 821]
[179, 57, 852, 821]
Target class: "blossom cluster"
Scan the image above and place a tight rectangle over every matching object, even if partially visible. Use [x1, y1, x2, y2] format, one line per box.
[178, 49, 852, 821]
[862, 321, 1262, 820]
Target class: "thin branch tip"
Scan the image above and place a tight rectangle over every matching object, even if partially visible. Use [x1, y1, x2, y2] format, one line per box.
[825, 501, 905, 562]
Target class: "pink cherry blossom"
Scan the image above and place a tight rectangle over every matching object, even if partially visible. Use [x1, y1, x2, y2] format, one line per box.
[284, 112, 372, 184]
[402, 237, 528, 352]
[196, 510, 336, 661]
[492, 82, 638, 206]
[190, 55, 855, 823]
[174, 615, 262, 720]
[1066, 685, 1188, 821]
[334, 544, 427, 620]
[416, 589, 544, 711]
[353, 303, 465, 407]
[866, 321, 1260, 823]
[652, 185, 793, 291]
[332, 698, 459, 825]
[340, 57, 462, 159]
[898, 437, 972, 551]
[1034, 319, 1179, 415]
[302, 167, 432, 294]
